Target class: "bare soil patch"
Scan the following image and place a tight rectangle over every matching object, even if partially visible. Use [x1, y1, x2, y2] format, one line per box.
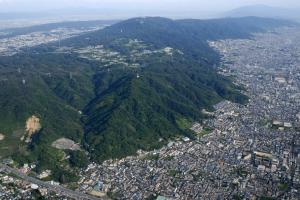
[26, 115, 41, 135]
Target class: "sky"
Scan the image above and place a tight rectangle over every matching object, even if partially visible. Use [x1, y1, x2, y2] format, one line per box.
[0, 0, 300, 21]
[1, 0, 300, 12]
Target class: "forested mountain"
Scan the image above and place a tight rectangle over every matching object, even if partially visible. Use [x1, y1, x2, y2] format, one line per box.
[0, 16, 295, 181]
[224, 5, 300, 21]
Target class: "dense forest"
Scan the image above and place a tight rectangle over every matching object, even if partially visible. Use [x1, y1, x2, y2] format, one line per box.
[0, 16, 295, 181]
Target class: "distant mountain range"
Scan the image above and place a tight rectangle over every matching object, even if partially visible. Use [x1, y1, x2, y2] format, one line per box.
[224, 5, 300, 21]
[0, 16, 296, 182]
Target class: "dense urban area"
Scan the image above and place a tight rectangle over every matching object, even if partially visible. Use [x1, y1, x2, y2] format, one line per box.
[0, 24, 300, 199]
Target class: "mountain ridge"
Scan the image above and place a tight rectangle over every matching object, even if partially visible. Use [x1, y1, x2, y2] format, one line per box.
[224, 5, 300, 21]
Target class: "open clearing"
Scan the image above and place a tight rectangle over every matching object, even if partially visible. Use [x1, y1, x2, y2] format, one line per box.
[52, 138, 81, 151]
[0, 133, 4, 141]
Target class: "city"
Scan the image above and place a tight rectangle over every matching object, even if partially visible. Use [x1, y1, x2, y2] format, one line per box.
[0, 24, 107, 56]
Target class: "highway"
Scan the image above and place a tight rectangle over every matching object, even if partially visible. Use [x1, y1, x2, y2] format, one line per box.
[0, 164, 102, 200]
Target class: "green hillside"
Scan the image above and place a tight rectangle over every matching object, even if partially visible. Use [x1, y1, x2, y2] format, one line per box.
[83, 55, 245, 162]
[0, 16, 294, 179]
[0, 53, 95, 177]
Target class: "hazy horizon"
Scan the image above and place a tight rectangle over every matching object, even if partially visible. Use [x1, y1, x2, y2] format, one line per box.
[1, 0, 300, 26]
[1, 0, 300, 13]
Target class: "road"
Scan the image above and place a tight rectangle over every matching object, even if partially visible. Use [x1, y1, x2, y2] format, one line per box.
[0, 164, 102, 200]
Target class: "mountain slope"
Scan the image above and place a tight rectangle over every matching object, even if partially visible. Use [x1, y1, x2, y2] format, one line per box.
[0, 52, 97, 173]
[0, 17, 295, 171]
[62, 17, 293, 162]
[82, 52, 246, 161]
